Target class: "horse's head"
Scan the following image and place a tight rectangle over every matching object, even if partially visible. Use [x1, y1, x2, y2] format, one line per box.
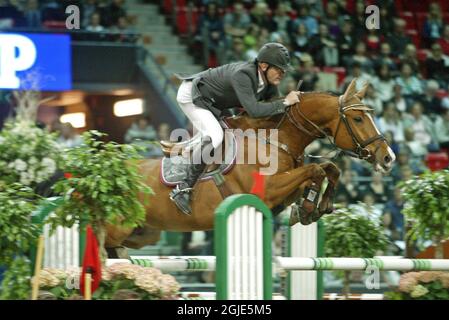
[329, 79, 396, 172]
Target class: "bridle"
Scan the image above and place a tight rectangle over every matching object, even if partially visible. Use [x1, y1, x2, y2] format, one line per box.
[270, 94, 386, 165]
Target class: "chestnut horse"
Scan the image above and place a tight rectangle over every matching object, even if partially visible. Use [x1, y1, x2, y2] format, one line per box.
[105, 79, 395, 251]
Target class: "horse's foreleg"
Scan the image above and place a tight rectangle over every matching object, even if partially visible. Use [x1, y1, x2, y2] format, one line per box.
[264, 163, 326, 213]
[318, 162, 340, 215]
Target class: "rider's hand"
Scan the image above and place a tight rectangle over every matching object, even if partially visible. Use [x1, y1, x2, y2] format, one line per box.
[283, 91, 301, 106]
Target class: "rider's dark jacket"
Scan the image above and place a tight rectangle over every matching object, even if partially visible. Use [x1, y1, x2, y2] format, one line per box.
[177, 60, 287, 118]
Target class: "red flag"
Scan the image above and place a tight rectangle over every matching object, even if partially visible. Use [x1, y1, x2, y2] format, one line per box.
[250, 171, 265, 200]
[79, 225, 102, 297]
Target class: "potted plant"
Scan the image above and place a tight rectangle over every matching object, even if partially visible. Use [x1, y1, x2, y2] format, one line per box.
[400, 170, 449, 258]
[321, 206, 389, 299]
[47, 131, 153, 263]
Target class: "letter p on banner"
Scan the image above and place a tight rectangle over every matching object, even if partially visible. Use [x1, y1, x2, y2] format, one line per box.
[0, 34, 37, 89]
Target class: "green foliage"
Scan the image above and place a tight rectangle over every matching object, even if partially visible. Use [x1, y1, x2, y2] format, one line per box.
[0, 256, 33, 300]
[400, 170, 449, 244]
[0, 183, 39, 266]
[49, 131, 153, 229]
[0, 120, 61, 187]
[322, 206, 389, 257]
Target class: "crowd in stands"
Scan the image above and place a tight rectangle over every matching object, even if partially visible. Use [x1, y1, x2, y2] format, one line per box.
[0, 0, 138, 42]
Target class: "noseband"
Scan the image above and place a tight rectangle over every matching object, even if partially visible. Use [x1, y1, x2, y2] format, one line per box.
[281, 94, 385, 162]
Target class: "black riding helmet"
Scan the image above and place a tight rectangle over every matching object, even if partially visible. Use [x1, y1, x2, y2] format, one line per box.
[256, 42, 292, 73]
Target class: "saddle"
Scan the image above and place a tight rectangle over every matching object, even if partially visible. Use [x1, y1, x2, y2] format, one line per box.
[159, 119, 238, 188]
[160, 109, 244, 158]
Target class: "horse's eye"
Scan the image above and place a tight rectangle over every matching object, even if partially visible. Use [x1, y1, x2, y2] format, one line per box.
[354, 116, 363, 123]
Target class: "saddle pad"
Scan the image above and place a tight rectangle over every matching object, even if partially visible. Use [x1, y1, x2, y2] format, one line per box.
[160, 131, 237, 187]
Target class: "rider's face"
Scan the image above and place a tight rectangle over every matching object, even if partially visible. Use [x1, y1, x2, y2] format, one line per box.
[265, 65, 285, 86]
[260, 63, 285, 86]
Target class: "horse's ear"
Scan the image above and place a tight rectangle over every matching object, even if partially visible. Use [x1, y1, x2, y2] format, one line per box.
[355, 82, 369, 100]
[342, 79, 357, 102]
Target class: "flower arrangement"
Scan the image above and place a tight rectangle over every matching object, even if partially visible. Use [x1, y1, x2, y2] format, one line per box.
[33, 263, 180, 300]
[0, 120, 60, 187]
[386, 271, 449, 300]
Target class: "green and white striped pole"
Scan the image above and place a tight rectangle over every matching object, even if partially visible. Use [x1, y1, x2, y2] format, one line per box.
[276, 257, 449, 271]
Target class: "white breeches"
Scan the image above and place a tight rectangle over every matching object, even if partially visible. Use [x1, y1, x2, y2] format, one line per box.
[176, 80, 224, 149]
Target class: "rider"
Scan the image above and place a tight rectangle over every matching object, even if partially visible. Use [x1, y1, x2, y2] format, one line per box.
[170, 42, 301, 214]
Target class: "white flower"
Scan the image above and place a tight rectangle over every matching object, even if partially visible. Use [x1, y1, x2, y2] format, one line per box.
[29, 157, 38, 165]
[15, 159, 27, 171]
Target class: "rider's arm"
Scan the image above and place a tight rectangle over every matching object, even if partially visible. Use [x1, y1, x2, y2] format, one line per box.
[231, 71, 287, 118]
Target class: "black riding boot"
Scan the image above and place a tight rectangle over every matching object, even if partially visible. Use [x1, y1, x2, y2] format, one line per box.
[169, 141, 210, 215]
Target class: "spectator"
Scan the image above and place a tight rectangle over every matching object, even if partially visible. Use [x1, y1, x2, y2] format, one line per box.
[351, 0, 366, 39]
[57, 123, 83, 148]
[82, 0, 98, 28]
[23, 0, 41, 28]
[125, 116, 158, 157]
[378, 101, 405, 142]
[196, 2, 226, 61]
[402, 127, 429, 159]
[289, 4, 318, 37]
[336, 169, 361, 203]
[403, 102, 438, 151]
[249, 2, 274, 32]
[434, 108, 449, 149]
[395, 63, 423, 98]
[401, 44, 420, 75]
[341, 62, 371, 92]
[350, 193, 382, 220]
[390, 83, 408, 113]
[224, 37, 247, 63]
[391, 147, 426, 182]
[308, 23, 338, 67]
[323, 0, 341, 38]
[291, 22, 309, 54]
[422, 2, 444, 47]
[425, 43, 449, 88]
[362, 171, 392, 204]
[437, 24, 449, 56]
[373, 43, 396, 71]
[346, 41, 373, 72]
[292, 53, 318, 91]
[419, 80, 443, 116]
[86, 12, 105, 32]
[243, 24, 260, 55]
[383, 186, 405, 239]
[364, 28, 383, 55]
[372, 64, 395, 102]
[111, 16, 138, 42]
[103, 0, 126, 27]
[271, 3, 291, 41]
[377, 6, 394, 37]
[337, 19, 355, 66]
[387, 18, 411, 57]
[363, 83, 382, 115]
[223, 3, 251, 38]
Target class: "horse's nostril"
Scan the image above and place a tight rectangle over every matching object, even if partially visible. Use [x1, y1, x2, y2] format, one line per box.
[384, 155, 391, 163]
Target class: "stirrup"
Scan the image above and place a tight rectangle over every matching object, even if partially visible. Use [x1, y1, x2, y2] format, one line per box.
[169, 185, 193, 200]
